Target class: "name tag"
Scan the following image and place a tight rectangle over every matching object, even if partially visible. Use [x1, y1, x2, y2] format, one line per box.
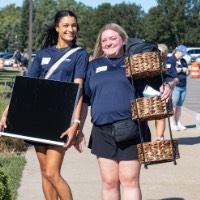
[41, 57, 51, 65]
[166, 64, 171, 69]
[96, 66, 107, 73]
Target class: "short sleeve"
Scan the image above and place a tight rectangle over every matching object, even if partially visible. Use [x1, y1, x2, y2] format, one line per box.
[74, 49, 88, 80]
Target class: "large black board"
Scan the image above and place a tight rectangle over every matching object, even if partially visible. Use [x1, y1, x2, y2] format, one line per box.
[0, 76, 80, 146]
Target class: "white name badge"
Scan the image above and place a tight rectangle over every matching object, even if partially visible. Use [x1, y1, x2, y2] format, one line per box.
[41, 57, 51, 65]
[166, 64, 171, 69]
[96, 66, 107, 73]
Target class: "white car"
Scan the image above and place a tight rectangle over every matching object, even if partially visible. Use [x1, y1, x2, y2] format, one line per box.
[187, 47, 200, 58]
[4, 56, 15, 66]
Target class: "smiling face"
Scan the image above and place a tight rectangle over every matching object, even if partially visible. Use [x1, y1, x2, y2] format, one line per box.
[56, 16, 78, 47]
[101, 29, 125, 58]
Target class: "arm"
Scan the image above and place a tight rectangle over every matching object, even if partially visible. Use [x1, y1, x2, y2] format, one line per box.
[0, 105, 9, 133]
[159, 77, 175, 101]
[60, 78, 84, 148]
[74, 102, 88, 153]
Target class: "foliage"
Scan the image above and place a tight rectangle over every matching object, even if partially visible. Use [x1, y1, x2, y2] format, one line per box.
[0, 0, 199, 52]
[0, 155, 26, 199]
[0, 85, 29, 155]
[141, 0, 200, 48]
[0, 5, 21, 52]
[0, 169, 12, 200]
[0, 86, 27, 199]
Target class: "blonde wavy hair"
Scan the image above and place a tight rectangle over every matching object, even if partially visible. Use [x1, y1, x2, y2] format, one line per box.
[93, 23, 128, 59]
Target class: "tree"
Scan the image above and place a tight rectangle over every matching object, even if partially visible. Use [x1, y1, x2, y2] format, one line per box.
[32, 0, 56, 50]
[110, 3, 144, 38]
[0, 4, 21, 52]
[142, 0, 200, 48]
[19, 0, 31, 51]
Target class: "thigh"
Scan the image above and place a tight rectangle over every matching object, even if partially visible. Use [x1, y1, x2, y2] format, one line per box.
[35, 145, 66, 172]
[97, 157, 119, 182]
[172, 86, 181, 106]
[45, 146, 66, 172]
[35, 145, 48, 170]
[119, 160, 141, 182]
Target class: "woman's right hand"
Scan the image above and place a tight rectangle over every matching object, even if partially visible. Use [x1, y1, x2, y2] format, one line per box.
[0, 107, 8, 133]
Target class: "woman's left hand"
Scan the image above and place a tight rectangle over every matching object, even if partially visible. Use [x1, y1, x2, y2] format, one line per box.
[60, 124, 78, 149]
[159, 83, 172, 102]
[74, 130, 86, 153]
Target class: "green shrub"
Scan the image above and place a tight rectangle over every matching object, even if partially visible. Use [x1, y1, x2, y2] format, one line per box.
[0, 155, 26, 199]
[0, 169, 12, 200]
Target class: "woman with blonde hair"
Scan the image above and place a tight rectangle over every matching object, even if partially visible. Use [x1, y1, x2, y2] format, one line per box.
[77, 23, 172, 200]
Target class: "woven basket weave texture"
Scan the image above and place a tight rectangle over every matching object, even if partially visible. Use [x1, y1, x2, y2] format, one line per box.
[131, 96, 173, 121]
[125, 51, 166, 79]
[137, 139, 180, 164]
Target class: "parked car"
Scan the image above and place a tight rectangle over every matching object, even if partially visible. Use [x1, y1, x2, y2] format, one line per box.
[186, 47, 200, 58]
[4, 56, 15, 67]
[191, 55, 200, 63]
[2, 53, 13, 59]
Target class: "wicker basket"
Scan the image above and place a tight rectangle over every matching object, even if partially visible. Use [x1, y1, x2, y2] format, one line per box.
[137, 139, 180, 164]
[125, 51, 166, 79]
[131, 96, 173, 121]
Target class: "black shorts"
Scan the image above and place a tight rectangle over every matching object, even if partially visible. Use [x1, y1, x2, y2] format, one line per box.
[88, 122, 151, 161]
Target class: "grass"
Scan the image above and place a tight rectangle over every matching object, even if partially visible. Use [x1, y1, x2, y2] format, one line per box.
[0, 155, 26, 199]
[0, 84, 27, 199]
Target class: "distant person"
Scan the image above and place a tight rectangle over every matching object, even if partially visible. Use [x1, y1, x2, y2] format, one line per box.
[0, 10, 88, 200]
[167, 45, 190, 131]
[155, 43, 169, 141]
[21, 49, 29, 68]
[13, 48, 22, 67]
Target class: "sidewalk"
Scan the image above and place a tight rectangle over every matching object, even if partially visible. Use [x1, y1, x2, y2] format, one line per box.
[17, 106, 200, 200]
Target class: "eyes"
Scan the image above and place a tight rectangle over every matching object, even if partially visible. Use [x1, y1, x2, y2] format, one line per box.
[101, 37, 117, 44]
[63, 23, 78, 28]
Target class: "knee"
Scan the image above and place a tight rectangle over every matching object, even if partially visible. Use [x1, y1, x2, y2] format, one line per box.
[102, 177, 120, 190]
[40, 166, 59, 185]
[45, 169, 59, 184]
[120, 175, 139, 188]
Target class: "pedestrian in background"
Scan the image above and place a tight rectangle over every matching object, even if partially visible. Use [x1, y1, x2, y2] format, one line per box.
[167, 45, 190, 131]
[13, 48, 22, 67]
[155, 43, 169, 141]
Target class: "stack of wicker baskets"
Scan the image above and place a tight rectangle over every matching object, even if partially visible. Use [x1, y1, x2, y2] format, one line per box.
[125, 50, 180, 166]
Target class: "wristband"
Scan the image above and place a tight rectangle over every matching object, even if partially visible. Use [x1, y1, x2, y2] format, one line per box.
[164, 82, 172, 90]
[73, 119, 81, 124]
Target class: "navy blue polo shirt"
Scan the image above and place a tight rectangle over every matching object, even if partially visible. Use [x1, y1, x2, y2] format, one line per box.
[167, 55, 188, 87]
[84, 56, 135, 125]
[166, 55, 179, 79]
[27, 45, 88, 82]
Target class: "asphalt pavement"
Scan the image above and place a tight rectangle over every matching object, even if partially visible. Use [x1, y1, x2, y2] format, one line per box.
[17, 77, 200, 200]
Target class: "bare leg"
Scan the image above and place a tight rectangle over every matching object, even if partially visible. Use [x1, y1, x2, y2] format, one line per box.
[119, 160, 142, 200]
[170, 106, 177, 124]
[35, 145, 73, 200]
[174, 106, 181, 123]
[35, 146, 58, 200]
[97, 157, 120, 200]
[155, 119, 166, 140]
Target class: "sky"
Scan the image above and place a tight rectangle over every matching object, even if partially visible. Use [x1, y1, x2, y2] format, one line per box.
[0, 0, 157, 12]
